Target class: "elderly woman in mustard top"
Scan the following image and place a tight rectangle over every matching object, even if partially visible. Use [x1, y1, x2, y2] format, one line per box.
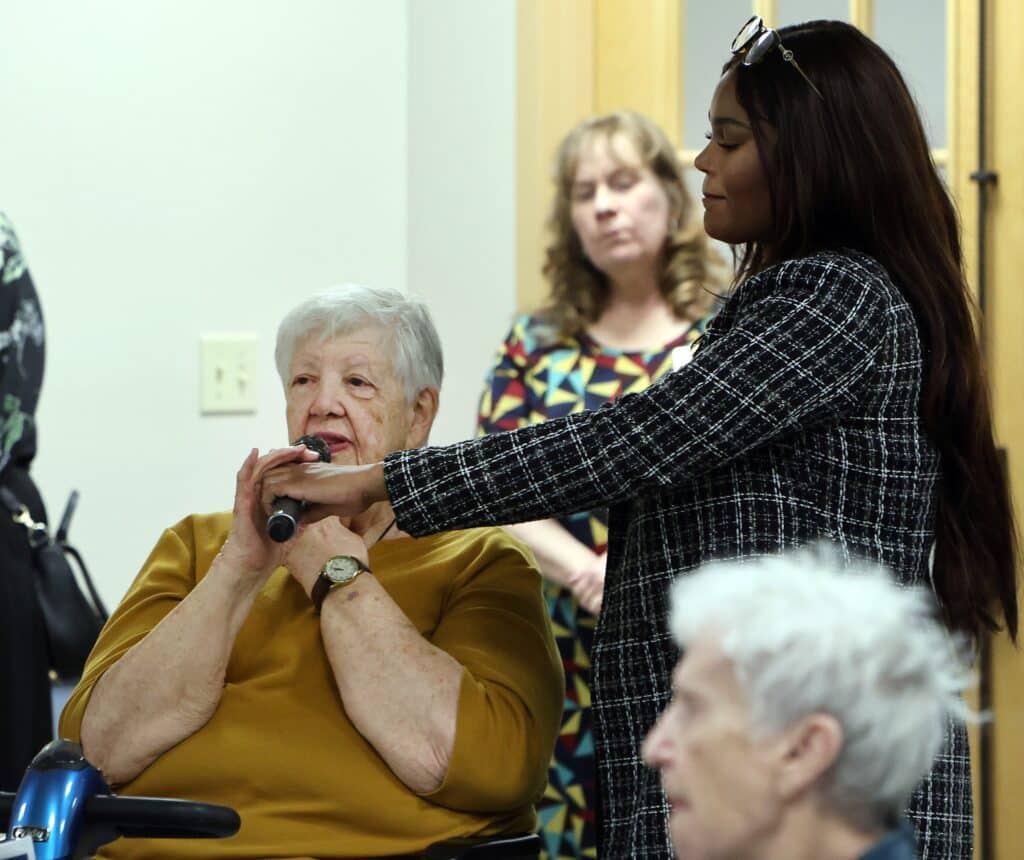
[59, 285, 563, 859]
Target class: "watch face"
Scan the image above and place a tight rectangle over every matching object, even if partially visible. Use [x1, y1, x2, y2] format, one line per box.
[323, 555, 363, 585]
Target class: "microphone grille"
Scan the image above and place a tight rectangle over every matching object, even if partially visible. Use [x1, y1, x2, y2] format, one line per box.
[293, 434, 331, 463]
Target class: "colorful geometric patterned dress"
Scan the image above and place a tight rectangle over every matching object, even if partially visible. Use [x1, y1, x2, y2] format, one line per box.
[477, 313, 708, 860]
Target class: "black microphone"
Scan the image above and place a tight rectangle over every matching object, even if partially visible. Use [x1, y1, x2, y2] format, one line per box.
[266, 435, 331, 543]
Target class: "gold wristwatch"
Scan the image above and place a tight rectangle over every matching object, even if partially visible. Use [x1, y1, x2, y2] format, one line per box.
[311, 555, 371, 614]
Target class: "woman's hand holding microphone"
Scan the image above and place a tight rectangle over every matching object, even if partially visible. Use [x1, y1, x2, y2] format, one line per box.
[216, 444, 386, 597]
[219, 445, 335, 586]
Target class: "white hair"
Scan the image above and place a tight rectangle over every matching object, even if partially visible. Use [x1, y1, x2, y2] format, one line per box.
[669, 545, 974, 827]
[274, 284, 444, 401]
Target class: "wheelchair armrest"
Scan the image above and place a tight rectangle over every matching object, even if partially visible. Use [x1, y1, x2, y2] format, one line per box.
[422, 833, 542, 860]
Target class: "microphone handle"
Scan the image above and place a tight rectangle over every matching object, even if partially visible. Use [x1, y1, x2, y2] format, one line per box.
[266, 497, 305, 543]
[264, 435, 330, 543]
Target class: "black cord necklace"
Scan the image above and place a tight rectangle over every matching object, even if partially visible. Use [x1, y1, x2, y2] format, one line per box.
[373, 516, 397, 545]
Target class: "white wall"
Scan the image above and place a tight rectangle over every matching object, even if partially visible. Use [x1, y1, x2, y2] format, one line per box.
[407, 0, 518, 446]
[0, 1, 518, 608]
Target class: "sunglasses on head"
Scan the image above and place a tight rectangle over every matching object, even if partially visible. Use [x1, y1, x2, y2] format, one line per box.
[732, 15, 824, 100]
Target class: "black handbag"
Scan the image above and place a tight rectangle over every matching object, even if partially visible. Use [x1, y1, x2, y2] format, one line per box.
[0, 486, 108, 681]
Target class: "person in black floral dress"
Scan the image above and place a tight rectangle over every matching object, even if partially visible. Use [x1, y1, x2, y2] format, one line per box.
[261, 20, 1018, 859]
[0, 212, 50, 789]
[477, 112, 724, 859]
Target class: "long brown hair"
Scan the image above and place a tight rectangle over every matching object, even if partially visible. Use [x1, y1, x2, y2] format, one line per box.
[728, 20, 1018, 641]
[541, 111, 726, 336]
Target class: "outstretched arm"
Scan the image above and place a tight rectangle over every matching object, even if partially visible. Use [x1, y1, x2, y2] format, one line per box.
[385, 256, 890, 534]
[263, 256, 892, 537]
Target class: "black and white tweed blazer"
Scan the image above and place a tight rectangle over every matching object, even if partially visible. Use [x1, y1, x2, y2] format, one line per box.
[386, 250, 970, 859]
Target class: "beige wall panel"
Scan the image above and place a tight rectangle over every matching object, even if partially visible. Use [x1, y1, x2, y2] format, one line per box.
[987, 0, 1024, 851]
[947, 3, 983, 855]
[951, 0, 979, 299]
[517, 0, 595, 313]
[849, 0, 874, 34]
[594, 0, 681, 143]
[752, 0, 778, 27]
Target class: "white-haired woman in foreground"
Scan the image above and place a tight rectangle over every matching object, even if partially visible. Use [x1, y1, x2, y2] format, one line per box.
[642, 547, 971, 860]
[59, 285, 562, 859]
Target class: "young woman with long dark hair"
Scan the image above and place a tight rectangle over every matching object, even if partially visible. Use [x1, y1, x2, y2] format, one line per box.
[259, 18, 1018, 860]
[715, 18, 1017, 647]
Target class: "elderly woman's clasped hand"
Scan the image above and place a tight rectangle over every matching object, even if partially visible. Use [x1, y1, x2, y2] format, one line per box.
[217, 444, 323, 581]
[283, 514, 371, 599]
[221, 442, 376, 598]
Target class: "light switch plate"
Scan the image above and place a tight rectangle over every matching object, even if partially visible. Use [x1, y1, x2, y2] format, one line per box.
[200, 333, 259, 414]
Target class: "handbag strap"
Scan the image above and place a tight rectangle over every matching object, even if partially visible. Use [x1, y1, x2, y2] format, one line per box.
[63, 543, 109, 620]
[55, 489, 80, 543]
[1, 484, 110, 620]
[0, 485, 50, 549]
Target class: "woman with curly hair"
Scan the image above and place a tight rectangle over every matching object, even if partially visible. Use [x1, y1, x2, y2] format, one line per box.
[475, 112, 727, 859]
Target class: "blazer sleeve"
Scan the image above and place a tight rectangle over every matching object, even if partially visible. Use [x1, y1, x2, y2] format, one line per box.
[386, 255, 893, 535]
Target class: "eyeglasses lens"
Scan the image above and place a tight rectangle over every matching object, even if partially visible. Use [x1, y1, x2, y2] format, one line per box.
[744, 31, 779, 66]
[731, 16, 763, 53]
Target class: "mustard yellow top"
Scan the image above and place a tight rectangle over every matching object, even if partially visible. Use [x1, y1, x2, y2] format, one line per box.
[59, 513, 563, 859]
